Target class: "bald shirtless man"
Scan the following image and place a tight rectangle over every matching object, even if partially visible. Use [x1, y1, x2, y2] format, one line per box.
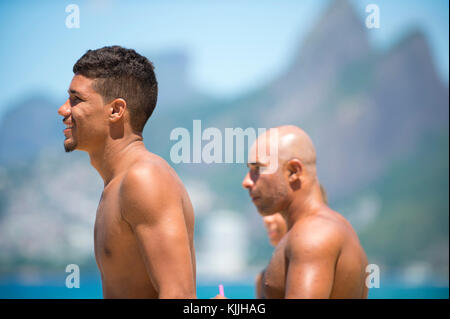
[57, 46, 196, 298]
[243, 125, 368, 299]
[255, 184, 328, 298]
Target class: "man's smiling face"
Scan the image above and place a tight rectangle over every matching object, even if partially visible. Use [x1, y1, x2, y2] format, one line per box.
[58, 74, 109, 153]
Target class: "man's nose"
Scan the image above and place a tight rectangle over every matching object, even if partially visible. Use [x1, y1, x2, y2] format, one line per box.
[264, 215, 275, 223]
[58, 99, 71, 118]
[263, 216, 274, 227]
[242, 172, 254, 190]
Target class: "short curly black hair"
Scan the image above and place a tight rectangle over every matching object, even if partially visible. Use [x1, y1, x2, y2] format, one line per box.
[73, 46, 158, 132]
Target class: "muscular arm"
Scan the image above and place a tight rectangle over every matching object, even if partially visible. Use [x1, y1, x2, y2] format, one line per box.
[284, 224, 341, 299]
[120, 164, 196, 299]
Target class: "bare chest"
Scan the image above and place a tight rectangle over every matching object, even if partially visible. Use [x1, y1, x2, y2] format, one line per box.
[263, 237, 288, 299]
[94, 185, 133, 270]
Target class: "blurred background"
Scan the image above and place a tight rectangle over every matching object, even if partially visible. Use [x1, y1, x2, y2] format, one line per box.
[0, 0, 448, 299]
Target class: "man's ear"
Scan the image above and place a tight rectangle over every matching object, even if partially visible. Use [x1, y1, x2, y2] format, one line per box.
[109, 98, 126, 123]
[286, 158, 303, 183]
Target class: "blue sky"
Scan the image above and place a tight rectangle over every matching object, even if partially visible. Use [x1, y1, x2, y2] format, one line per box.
[0, 0, 448, 120]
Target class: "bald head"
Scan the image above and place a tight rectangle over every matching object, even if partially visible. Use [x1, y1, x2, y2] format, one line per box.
[244, 125, 320, 215]
[274, 125, 316, 167]
[251, 125, 317, 176]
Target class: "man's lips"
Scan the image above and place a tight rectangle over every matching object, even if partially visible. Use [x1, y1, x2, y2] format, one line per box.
[249, 191, 257, 199]
[63, 125, 74, 136]
[268, 230, 278, 238]
[63, 116, 74, 128]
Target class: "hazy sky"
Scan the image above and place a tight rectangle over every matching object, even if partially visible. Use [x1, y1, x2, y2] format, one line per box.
[0, 0, 448, 120]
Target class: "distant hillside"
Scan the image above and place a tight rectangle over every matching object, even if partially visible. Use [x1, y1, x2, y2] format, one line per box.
[142, 0, 449, 279]
[0, 96, 61, 165]
[0, 0, 448, 282]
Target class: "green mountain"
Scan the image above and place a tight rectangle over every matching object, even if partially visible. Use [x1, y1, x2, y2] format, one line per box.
[0, 0, 447, 282]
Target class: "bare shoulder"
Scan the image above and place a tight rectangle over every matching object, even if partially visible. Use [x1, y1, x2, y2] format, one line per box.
[286, 207, 351, 259]
[118, 154, 184, 225]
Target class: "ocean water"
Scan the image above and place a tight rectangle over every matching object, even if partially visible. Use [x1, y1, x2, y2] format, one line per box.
[0, 275, 448, 299]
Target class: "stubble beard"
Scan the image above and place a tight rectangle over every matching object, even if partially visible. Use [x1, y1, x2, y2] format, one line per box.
[258, 183, 289, 216]
[64, 139, 77, 153]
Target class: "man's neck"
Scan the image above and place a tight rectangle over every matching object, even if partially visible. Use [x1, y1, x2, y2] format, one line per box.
[88, 134, 145, 187]
[283, 181, 324, 230]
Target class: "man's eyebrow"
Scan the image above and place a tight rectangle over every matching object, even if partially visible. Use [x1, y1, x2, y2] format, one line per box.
[67, 89, 84, 96]
[247, 161, 265, 168]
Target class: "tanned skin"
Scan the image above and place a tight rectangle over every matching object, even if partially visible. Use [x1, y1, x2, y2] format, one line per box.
[255, 213, 287, 298]
[237, 125, 368, 299]
[254, 185, 329, 298]
[58, 74, 196, 298]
